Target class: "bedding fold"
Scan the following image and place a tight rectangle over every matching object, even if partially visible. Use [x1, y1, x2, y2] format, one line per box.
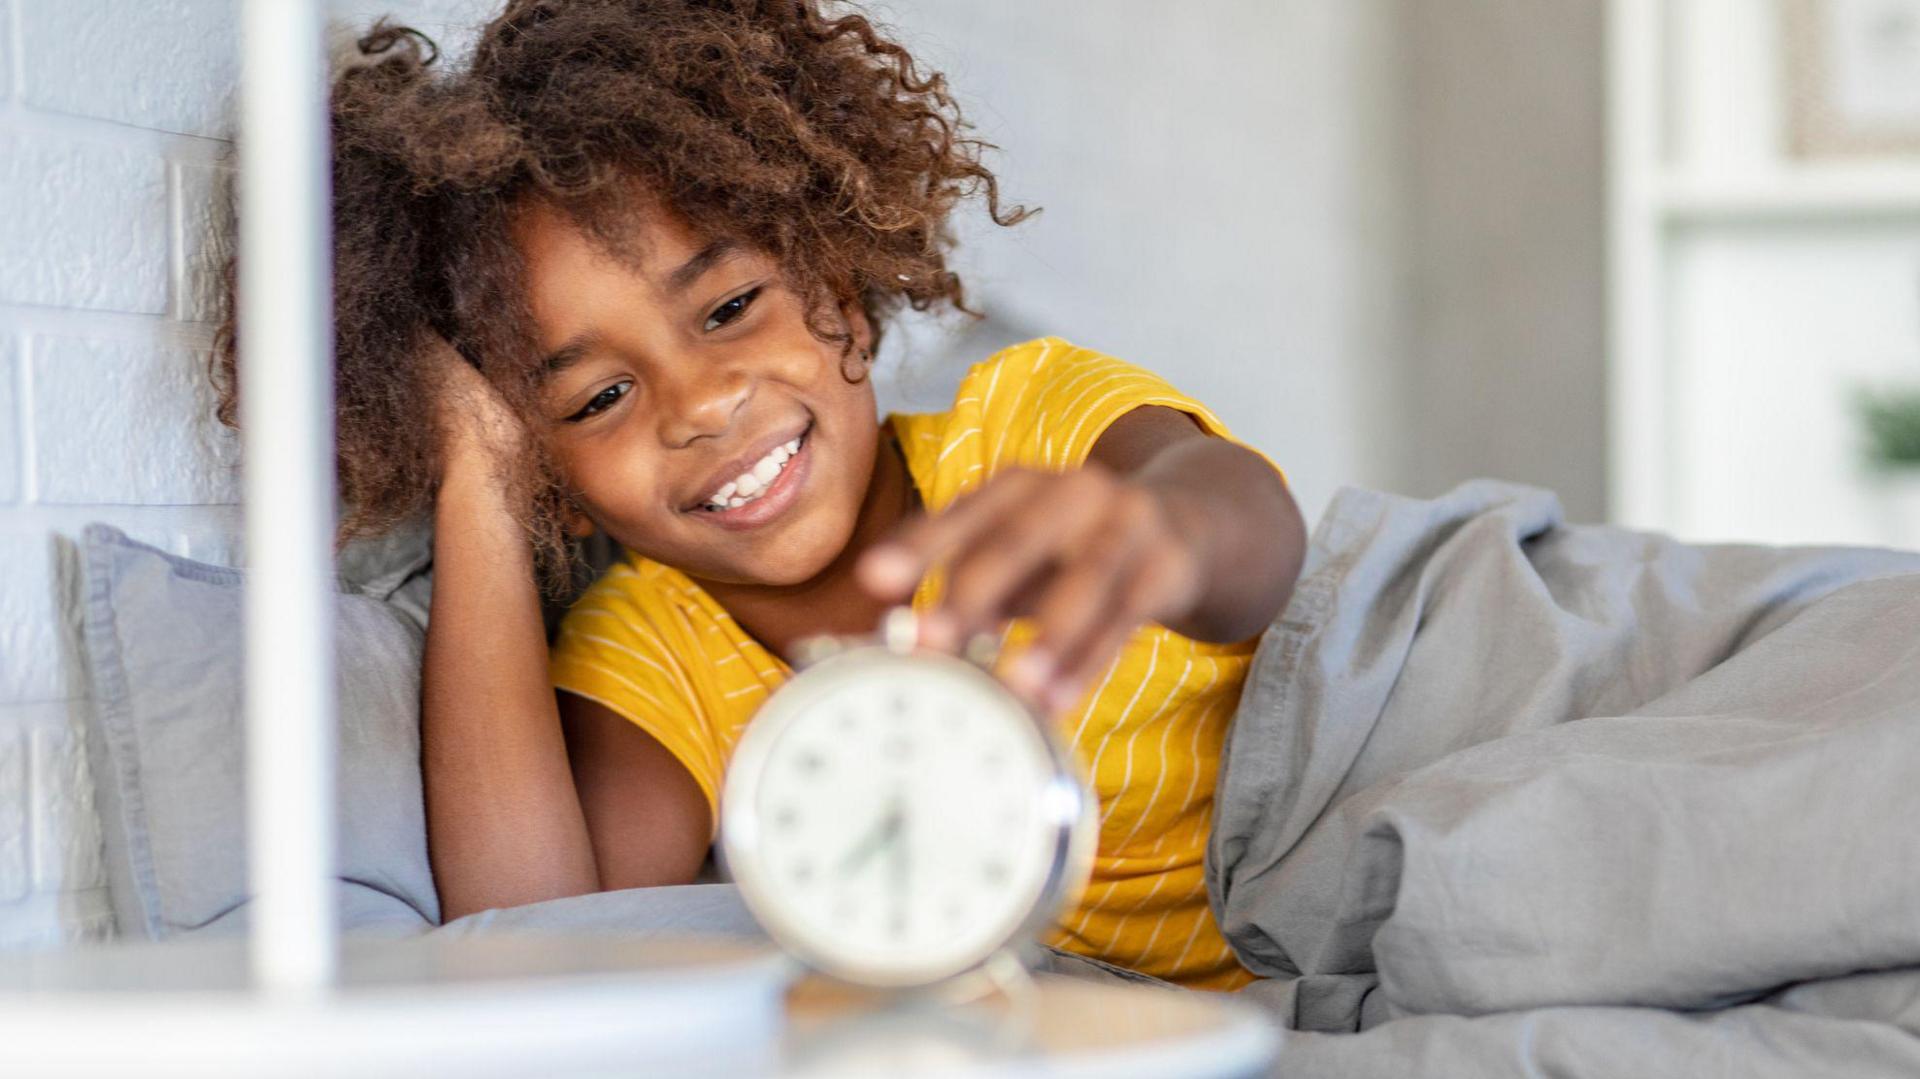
[1209, 480, 1920, 1064]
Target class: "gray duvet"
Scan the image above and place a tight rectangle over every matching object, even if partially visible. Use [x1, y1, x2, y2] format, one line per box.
[1208, 480, 1920, 1076]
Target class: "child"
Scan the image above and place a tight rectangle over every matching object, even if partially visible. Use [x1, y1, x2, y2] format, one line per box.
[216, 0, 1305, 991]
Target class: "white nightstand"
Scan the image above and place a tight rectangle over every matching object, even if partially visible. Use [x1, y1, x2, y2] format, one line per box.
[0, 935, 1278, 1078]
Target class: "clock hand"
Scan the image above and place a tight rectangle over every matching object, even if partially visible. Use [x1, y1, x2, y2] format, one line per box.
[887, 798, 910, 936]
[836, 797, 905, 877]
[836, 815, 889, 877]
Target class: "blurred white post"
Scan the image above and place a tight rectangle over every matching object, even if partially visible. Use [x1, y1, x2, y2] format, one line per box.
[239, 0, 339, 994]
[1606, 0, 1667, 530]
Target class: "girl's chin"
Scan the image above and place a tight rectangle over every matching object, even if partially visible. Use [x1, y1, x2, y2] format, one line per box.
[741, 543, 847, 589]
[686, 521, 853, 589]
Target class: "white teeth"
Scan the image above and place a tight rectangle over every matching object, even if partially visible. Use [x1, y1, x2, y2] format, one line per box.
[701, 432, 806, 511]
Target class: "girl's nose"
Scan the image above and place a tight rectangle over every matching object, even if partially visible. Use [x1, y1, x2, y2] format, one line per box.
[657, 362, 751, 447]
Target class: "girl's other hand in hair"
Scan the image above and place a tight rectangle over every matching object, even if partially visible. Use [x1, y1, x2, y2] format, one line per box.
[854, 465, 1207, 717]
[424, 335, 527, 482]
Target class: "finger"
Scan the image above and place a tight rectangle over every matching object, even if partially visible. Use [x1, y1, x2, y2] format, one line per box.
[1044, 540, 1197, 715]
[856, 469, 1050, 600]
[1002, 497, 1150, 697]
[1001, 560, 1054, 620]
[1040, 609, 1140, 718]
[938, 470, 1119, 645]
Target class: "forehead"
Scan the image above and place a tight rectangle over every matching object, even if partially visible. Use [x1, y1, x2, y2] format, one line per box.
[509, 194, 708, 286]
[509, 194, 758, 372]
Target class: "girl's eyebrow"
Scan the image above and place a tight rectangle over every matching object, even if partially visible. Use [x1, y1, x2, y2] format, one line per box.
[666, 239, 738, 293]
[545, 340, 590, 375]
[540, 241, 738, 373]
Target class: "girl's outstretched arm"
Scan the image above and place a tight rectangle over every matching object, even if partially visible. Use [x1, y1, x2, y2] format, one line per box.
[858, 404, 1305, 715]
[419, 341, 707, 921]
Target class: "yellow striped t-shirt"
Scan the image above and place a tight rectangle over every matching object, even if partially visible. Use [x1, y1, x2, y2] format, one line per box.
[548, 336, 1275, 989]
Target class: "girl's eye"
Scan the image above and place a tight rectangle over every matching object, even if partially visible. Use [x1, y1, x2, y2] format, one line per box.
[704, 287, 762, 332]
[566, 380, 631, 422]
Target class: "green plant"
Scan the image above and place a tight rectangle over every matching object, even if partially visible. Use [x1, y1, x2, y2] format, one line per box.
[1856, 388, 1920, 468]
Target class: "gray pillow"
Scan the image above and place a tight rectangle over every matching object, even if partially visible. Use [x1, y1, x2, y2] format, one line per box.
[79, 524, 439, 940]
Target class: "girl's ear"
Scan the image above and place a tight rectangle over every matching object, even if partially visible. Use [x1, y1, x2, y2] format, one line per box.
[849, 304, 874, 358]
[837, 302, 877, 382]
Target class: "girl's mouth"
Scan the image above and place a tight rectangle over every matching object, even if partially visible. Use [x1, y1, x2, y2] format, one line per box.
[690, 423, 813, 531]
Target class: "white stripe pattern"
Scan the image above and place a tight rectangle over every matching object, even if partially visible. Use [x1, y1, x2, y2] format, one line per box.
[1064, 636, 1162, 937]
[935, 426, 980, 463]
[1149, 666, 1226, 858]
[1079, 635, 1161, 823]
[556, 659, 721, 780]
[1105, 653, 1196, 853]
[1035, 360, 1119, 459]
[562, 623, 701, 704]
[986, 341, 1050, 466]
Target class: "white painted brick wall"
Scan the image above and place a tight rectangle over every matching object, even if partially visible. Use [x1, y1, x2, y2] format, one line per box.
[30, 335, 240, 504]
[0, 533, 78, 705]
[0, 132, 171, 314]
[0, 728, 27, 902]
[175, 162, 236, 324]
[1, 336, 17, 505]
[20, 2, 239, 140]
[1, 0, 490, 951]
[0, 2, 11, 106]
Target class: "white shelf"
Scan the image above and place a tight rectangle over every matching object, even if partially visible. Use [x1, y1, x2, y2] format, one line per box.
[1657, 165, 1920, 223]
[1609, 0, 1920, 542]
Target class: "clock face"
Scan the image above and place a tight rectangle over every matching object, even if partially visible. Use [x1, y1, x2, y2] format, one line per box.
[722, 650, 1082, 986]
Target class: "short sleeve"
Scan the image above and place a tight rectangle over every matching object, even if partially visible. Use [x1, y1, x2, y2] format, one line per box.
[1006, 341, 1236, 472]
[892, 337, 1285, 513]
[548, 572, 726, 813]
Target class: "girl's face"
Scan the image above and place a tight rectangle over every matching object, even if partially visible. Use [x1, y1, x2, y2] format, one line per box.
[515, 198, 880, 587]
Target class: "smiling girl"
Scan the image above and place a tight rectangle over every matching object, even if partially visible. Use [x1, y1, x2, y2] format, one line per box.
[216, 0, 1305, 990]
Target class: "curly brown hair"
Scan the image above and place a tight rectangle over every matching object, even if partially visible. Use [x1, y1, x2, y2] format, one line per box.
[211, 0, 1029, 595]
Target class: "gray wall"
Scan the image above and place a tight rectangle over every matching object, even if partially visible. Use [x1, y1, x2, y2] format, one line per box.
[874, 0, 1609, 526]
[1400, 1, 1609, 523]
[874, 0, 1413, 525]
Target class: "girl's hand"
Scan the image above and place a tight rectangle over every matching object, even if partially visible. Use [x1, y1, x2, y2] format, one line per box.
[855, 466, 1207, 716]
[424, 335, 527, 480]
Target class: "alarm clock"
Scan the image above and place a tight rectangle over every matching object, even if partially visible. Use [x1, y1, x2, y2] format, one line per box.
[720, 609, 1095, 989]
